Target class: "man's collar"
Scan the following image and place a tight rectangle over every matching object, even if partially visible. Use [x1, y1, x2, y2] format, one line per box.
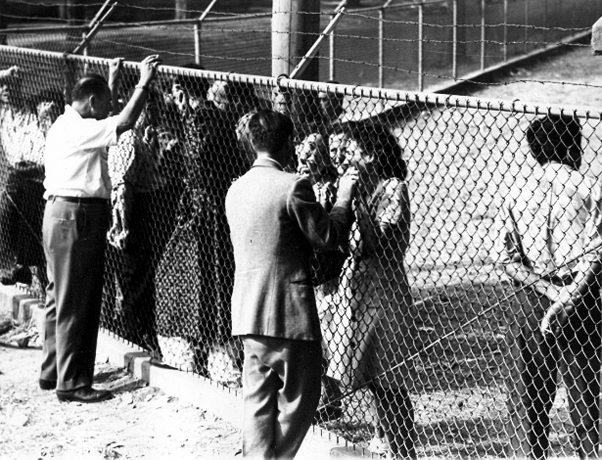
[64, 104, 82, 119]
[253, 157, 284, 171]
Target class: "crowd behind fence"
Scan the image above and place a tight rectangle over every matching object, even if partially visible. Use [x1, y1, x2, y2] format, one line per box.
[1, 0, 600, 91]
[0, 44, 601, 457]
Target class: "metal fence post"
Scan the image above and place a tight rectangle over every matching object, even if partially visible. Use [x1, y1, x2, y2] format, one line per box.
[81, 31, 88, 56]
[72, 0, 116, 55]
[194, 20, 201, 65]
[503, 0, 508, 61]
[543, 0, 548, 44]
[378, 8, 384, 88]
[194, 0, 219, 67]
[480, 0, 485, 71]
[290, 1, 346, 80]
[452, 0, 458, 79]
[329, 13, 335, 81]
[418, 3, 423, 91]
[524, 0, 528, 54]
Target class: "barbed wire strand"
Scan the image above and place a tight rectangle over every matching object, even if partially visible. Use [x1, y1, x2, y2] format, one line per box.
[42, 35, 602, 91]
[7, 23, 591, 54]
[3, 9, 591, 37]
[313, 54, 602, 90]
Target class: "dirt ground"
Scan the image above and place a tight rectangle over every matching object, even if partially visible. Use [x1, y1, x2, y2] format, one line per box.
[1, 45, 601, 460]
[0, 343, 241, 459]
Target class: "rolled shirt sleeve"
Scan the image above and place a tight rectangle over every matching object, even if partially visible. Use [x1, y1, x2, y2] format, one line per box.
[44, 106, 120, 199]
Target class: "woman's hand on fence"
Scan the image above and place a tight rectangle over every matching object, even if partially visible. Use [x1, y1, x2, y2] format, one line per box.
[138, 55, 161, 88]
[6, 65, 20, 78]
[0, 65, 20, 81]
[540, 301, 569, 336]
[338, 166, 360, 204]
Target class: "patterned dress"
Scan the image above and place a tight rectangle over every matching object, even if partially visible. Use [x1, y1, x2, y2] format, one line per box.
[326, 168, 416, 390]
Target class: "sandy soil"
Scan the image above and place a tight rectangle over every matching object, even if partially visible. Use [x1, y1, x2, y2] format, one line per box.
[0, 343, 240, 459]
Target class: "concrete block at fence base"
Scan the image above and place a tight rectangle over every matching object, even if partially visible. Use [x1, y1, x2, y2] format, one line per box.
[593, 17, 602, 54]
[0, 284, 33, 321]
[17, 298, 43, 324]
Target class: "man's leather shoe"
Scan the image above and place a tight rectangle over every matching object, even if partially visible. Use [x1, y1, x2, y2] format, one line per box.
[39, 379, 56, 390]
[56, 387, 113, 403]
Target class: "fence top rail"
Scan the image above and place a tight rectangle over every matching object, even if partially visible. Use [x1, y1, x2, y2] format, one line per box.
[1, 44, 600, 120]
[277, 76, 602, 120]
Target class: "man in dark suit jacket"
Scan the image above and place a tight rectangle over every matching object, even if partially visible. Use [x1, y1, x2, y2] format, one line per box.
[225, 109, 357, 458]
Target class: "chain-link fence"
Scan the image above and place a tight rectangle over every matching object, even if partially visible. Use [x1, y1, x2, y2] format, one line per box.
[0, 44, 600, 457]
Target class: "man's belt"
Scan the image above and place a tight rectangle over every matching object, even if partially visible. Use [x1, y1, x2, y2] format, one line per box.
[48, 195, 108, 205]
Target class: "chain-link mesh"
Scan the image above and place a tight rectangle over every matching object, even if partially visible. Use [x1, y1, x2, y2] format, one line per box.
[0, 44, 600, 457]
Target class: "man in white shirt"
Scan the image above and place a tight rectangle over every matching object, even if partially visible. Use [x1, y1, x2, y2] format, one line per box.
[502, 114, 601, 459]
[40, 55, 161, 403]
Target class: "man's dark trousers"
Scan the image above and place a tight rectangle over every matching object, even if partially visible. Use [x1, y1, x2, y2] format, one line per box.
[40, 197, 110, 391]
[506, 286, 601, 459]
[242, 335, 322, 458]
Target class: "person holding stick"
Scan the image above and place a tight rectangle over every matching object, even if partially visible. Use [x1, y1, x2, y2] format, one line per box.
[502, 114, 601, 459]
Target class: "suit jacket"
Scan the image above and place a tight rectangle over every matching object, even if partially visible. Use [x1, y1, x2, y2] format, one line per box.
[225, 157, 353, 341]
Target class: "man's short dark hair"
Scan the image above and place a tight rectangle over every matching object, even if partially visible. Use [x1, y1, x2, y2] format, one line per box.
[71, 74, 109, 103]
[248, 109, 294, 154]
[526, 114, 582, 169]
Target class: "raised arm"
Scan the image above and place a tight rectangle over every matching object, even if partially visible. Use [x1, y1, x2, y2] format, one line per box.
[108, 57, 124, 114]
[115, 55, 160, 136]
[0, 65, 19, 81]
[287, 170, 357, 251]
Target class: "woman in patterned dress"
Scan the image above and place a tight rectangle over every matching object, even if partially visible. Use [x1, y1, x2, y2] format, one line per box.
[328, 120, 416, 458]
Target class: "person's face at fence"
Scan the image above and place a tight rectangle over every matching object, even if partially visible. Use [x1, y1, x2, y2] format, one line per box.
[188, 94, 202, 111]
[0, 79, 20, 105]
[144, 98, 160, 126]
[318, 91, 344, 120]
[272, 89, 289, 116]
[296, 133, 329, 178]
[207, 81, 230, 112]
[329, 132, 366, 175]
[0, 83, 9, 104]
[329, 132, 347, 174]
[171, 82, 189, 113]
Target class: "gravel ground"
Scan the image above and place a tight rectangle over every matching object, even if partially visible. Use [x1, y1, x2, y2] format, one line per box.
[0, 341, 240, 459]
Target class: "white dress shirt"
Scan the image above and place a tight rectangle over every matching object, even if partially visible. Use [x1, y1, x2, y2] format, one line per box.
[43, 105, 119, 199]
